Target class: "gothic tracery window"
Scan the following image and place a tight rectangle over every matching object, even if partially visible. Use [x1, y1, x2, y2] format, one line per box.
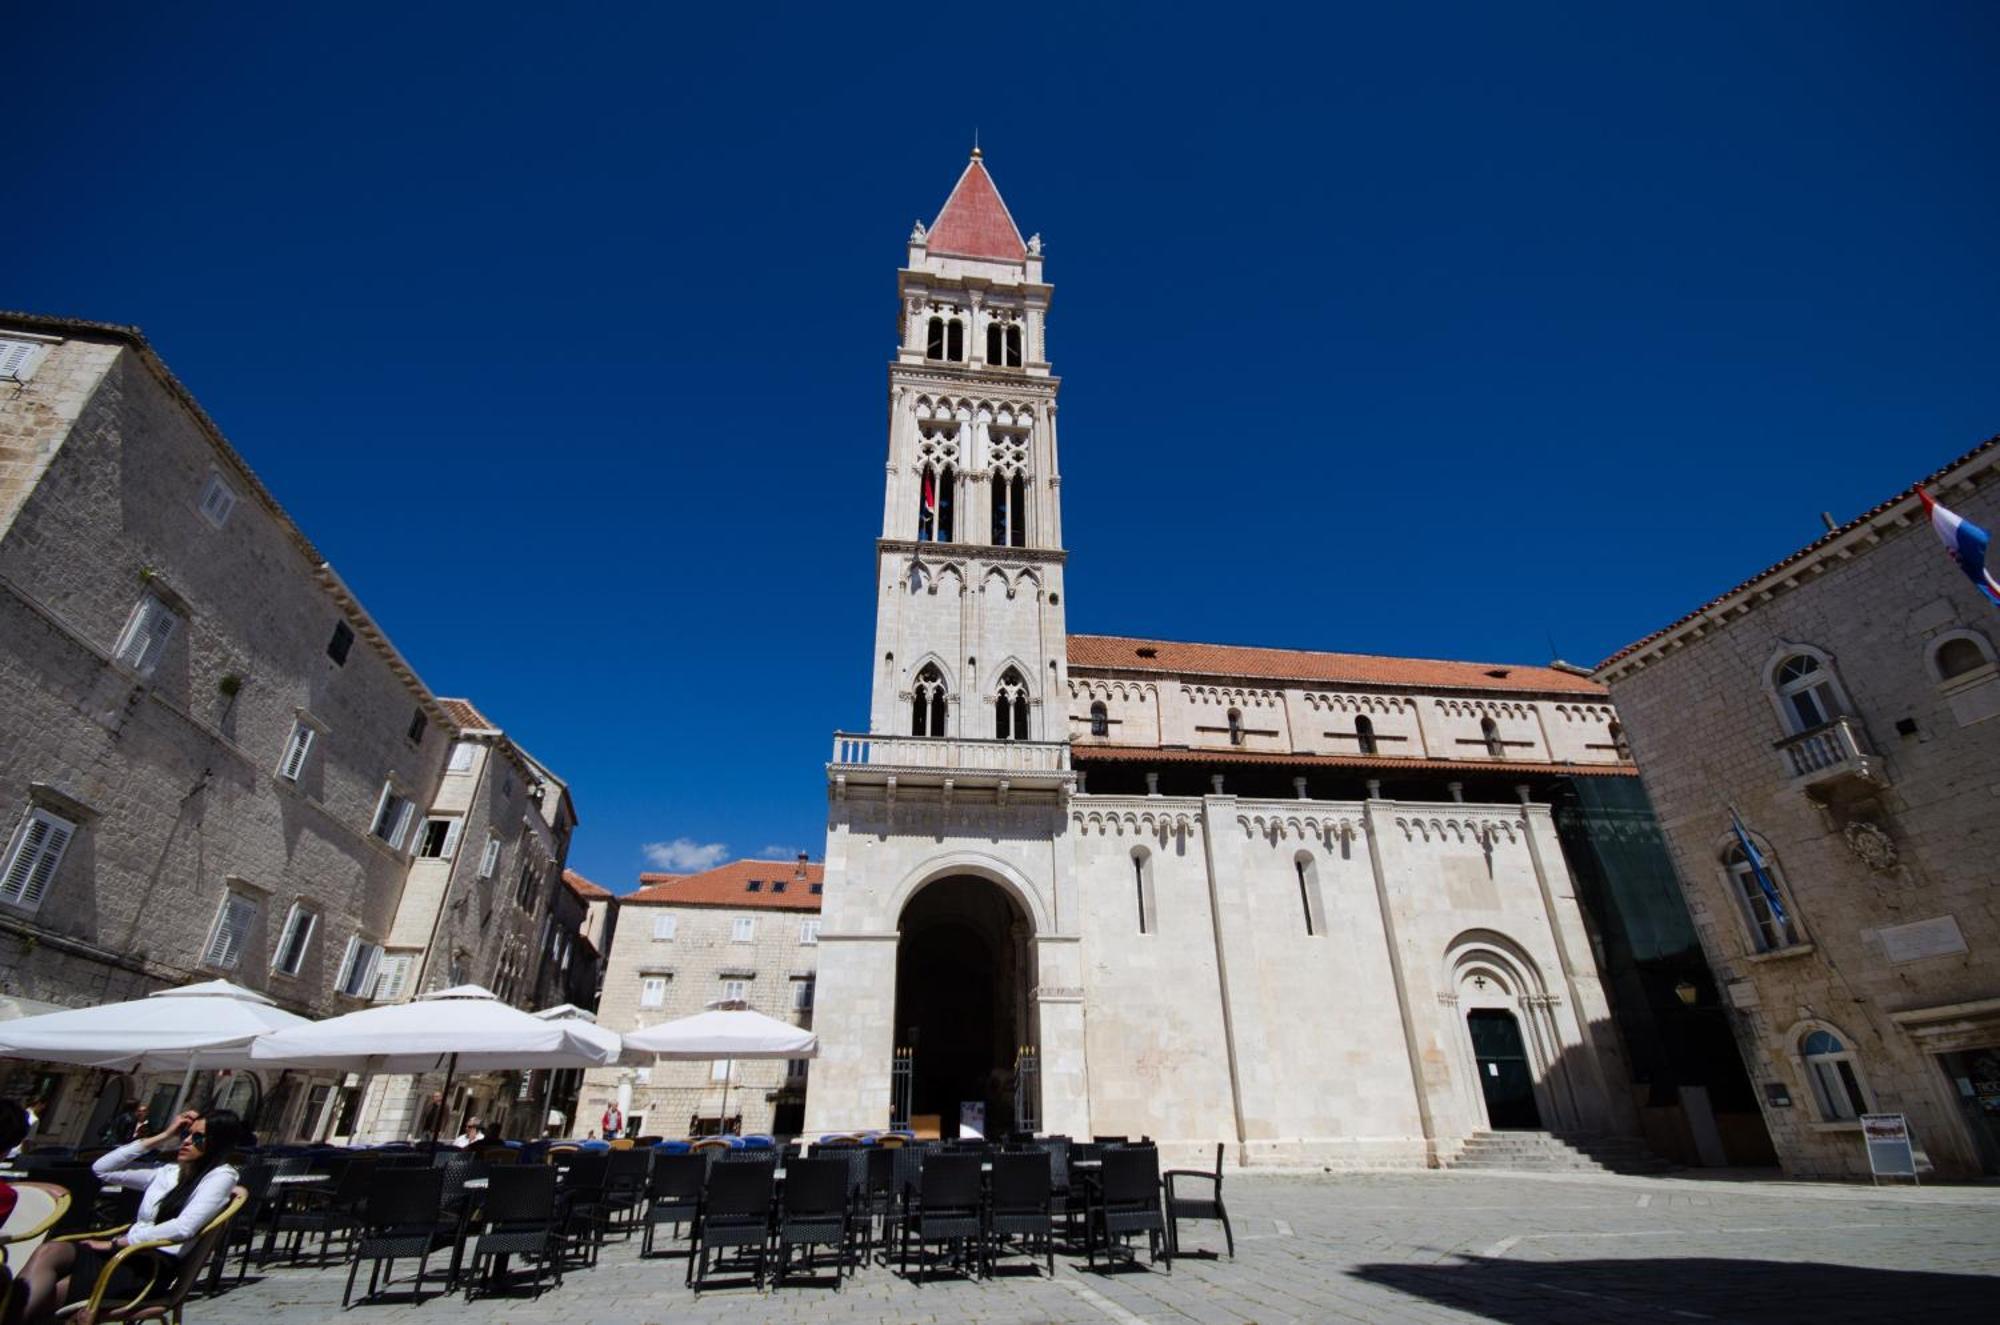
[911, 664, 948, 738]
[995, 667, 1030, 741]
[915, 427, 958, 542]
[985, 320, 1024, 367]
[989, 432, 1029, 547]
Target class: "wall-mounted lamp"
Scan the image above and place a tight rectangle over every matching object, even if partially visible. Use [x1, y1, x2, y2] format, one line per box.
[1674, 980, 1700, 1007]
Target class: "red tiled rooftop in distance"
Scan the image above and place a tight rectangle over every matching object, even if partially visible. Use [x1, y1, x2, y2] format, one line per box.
[562, 869, 611, 901]
[437, 697, 498, 731]
[1067, 634, 1605, 697]
[627, 859, 824, 912]
[926, 155, 1027, 262]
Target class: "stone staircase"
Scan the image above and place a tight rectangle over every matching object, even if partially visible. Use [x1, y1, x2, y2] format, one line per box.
[1447, 1130, 1674, 1175]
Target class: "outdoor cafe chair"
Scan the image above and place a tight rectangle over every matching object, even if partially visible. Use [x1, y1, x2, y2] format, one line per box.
[341, 1168, 447, 1308]
[986, 1150, 1055, 1276]
[1163, 1142, 1234, 1259]
[858, 1146, 898, 1262]
[556, 1150, 611, 1268]
[460, 1165, 563, 1301]
[1, 1180, 72, 1285]
[638, 1153, 706, 1258]
[53, 1185, 246, 1325]
[599, 1147, 652, 1239]
[274, 1154, 375, 1265]
[689, 1159, 774, 1291]
[205, 1162, 274, 1290]
[773, 1156, 851, 1289]
[1087, 1145, 1168, 1272]
[900, 1152, 983, 1282]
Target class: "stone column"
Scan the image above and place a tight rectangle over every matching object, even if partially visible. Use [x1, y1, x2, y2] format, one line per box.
[801, 931, 900, 1135]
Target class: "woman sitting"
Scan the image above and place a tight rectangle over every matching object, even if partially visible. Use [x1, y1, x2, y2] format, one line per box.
[2, 1108, 244, 1325]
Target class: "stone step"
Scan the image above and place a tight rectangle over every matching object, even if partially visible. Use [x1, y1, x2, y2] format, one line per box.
[1447, 1130, 1674, 1175]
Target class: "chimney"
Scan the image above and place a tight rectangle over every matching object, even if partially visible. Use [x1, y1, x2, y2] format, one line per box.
[795, 851, 809, 880]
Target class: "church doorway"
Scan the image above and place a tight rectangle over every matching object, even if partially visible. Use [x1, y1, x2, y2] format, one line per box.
[1468, 1009, 1542, 1130]
[895, 875, 1036, 1139]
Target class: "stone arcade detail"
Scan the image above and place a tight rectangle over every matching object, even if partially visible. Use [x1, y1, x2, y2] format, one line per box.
[805, 152, 1641, 1167]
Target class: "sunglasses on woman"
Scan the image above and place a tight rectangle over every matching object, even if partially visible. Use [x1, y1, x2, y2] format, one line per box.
[182, 1129, 208, 1148]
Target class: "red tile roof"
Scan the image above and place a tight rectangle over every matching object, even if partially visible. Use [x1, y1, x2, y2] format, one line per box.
[1073, 744, 1637, 779]
[562, 869, 611, 901]
[926, 153, 1026, 263]
[1066, 634, 1604, 697]
[1597, 435, 2000, 671]
[627, 859, 824, 912]
[437, 697, 499, 731]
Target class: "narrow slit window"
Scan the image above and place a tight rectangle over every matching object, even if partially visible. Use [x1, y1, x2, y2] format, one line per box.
[946, 319, 964, 361]
[1481, 717, 1504, 757]
[1295, 855, 1324, 937]
[1355, 715, 1377, 755]
[926, 317, 945, 360]
[1089, 702, 1109, 737]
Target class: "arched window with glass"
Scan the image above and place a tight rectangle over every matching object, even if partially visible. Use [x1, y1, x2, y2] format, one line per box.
[995, 668, 1030, 741]
[1724, 842, 1799, 952]
[1801, 1029, 1869, 1121]
[911, 664, 948, 738]
[1772, 653, 1841, 733]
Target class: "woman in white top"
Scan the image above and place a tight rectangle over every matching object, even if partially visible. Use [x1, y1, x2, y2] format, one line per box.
[3, 1108, 244, 1325]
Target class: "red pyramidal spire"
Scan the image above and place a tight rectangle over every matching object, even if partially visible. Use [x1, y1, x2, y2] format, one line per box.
[925, 149, 1027, 262]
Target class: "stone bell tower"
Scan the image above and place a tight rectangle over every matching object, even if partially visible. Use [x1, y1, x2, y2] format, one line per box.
[809, 152, 1086, 1141]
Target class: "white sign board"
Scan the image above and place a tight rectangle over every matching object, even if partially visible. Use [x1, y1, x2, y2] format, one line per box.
[1860, 1113, 1918, 1184]
[959, 1100, 986, 1140]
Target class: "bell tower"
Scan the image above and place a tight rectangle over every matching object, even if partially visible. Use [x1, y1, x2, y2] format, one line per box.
[868, 149, 1067, 742]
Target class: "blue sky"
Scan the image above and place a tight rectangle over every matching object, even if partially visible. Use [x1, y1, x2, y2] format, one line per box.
[9, 4, 1997, 890]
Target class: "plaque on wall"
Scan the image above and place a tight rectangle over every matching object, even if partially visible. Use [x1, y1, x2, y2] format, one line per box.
[1876, 915, 1968, 965]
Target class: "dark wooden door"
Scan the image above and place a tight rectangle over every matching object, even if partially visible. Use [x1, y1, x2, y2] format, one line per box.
[1468, 1009, 1541, 1130]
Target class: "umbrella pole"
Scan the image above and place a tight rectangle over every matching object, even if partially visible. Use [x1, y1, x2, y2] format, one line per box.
[430, 1053, 459, 1153]
[169, 1050, 199, 1116]
[719, 1059, 733, 1136]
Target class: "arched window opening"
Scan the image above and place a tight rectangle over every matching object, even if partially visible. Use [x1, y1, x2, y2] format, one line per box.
[1774, 654, 1839, 732]
[1131, 849, 1154, 935]
[995, 667, 1030, 741]
[1481, 717, 1503, 757]
[911, 664, 948, 738]
[1005, 324, 1023, 367]
[1725, 843, 1798, 952]
[1089, 702, 1109, 737]
[916, 463, 956, 542]
[1935, 636, 1988, 681]
[925, 317, 945, 361]
[1227, 708, 1244, 746]
[1009, 473, 1026, 546]
[1294, 854, 1323, 937]
[991, 472, 1009, 546]
[1609, 720, 1631, 759]
[986, 322, 1004, 365]
[1354, 715, 1378, 755]
[1801, 1030, 1869, 1121]
[946, 319, 965, 362]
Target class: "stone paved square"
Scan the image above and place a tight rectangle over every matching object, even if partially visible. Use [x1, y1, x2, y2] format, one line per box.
[187, 1169, 2000, 1325]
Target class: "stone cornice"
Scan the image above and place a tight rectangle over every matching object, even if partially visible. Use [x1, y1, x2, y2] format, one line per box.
[878, 538, 1068, 567]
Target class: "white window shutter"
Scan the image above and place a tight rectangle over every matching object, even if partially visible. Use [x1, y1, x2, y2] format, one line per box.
[359, 943, 383, 999]
[440, 818, 462, 859]
[205, 895, 255, 969]
[279, 725, 314, 781]
[388, 799, 414, 851]
[480, 838, 501, 878]
[3, 812, 76, 908]
[198, 475, 237, 528]
[448, 742, 476, 772]
[0, 339, 38, 381]
[335, 935, 359, 992]
[116, 596, 179, 676]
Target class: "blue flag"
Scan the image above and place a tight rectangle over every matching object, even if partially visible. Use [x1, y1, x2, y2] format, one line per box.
[1730, 806, 1789, 930]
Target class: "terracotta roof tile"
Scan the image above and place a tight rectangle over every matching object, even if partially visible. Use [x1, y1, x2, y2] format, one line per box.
[437, 697, 498, 731]
[562, 869, 611, 901]
[627, 859, 824, 912]
[1596, 434, 2000, 671]
[1066, 634, 1604, 697]
[926, 155, 1026, 263]
[1073, 744, 1637, 779]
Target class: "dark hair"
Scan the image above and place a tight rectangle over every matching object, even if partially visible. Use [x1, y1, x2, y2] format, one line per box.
[153, 1109, 247, 1223]
[0, 1100, 28, 1155]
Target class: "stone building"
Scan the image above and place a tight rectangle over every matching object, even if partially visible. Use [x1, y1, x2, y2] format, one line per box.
[0, 314, 589, 1146]
[583, 857, 821, 1138]
[804, 155, 1755, 1167]
[1596, 437, 2000, 1179]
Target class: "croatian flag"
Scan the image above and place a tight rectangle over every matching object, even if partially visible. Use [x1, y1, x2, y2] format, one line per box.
[922, 469, 937, 518]
[1917, 485, 2000, 607]
[1728, 806, 1789, 930]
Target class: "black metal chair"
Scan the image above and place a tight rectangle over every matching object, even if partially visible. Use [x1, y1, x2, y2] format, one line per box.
[900, 1152, 983, 1282]
[638, 1153, 706, 1258]
[435, 1154, 487, 1290]
[858, 1145, 899, 1261]
[556, 1150, 611, 1268]
[773, 1156, 851, 1288]
[599, 1148, 651, 1240]
[1163, 1143, 1234, 1259]
[1088, 1146, 1167, 1271]
[461, 1166, 563, 1300]
[987, 1150, 1055, 1276]
[275, 1156, 376, 1266]
[207, 1162, 275, 1290]
[690, 1159, 774, 1291]
[342, 1168, 446, 1307]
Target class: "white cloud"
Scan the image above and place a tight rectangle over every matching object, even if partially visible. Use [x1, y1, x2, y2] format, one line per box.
[641, 838, 729, 872]
[755, 843, 802, 860]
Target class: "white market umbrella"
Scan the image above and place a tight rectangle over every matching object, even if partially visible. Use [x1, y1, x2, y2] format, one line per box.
[531, 1005, 622, 1061]
[0, 979, 313, 1114]
[250, 985, 618, 1145]
[622, 1001, 816, 1136]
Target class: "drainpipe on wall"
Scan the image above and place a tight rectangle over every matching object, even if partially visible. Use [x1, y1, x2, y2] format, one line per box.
[1198, 797, 1249, 1160]
[1362, 782, 1439, 1166]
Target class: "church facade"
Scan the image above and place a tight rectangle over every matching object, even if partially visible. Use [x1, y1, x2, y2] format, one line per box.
[805, 155, 1658, 1166]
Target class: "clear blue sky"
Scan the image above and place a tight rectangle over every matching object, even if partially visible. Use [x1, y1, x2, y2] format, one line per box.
[10, 4, 1996, 891]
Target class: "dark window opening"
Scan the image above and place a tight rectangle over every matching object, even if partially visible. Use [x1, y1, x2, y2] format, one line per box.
[1005, 324, 1023, 367]
[1227, 708, 1244, 746]
[327, 621, 355, 666]
[946, 319, 964, 362]
[407, 709, 427, 744]
[1355, 715, 1378, 755]
[1481, 717, 1504, 757]
[995, 668, 1030, 741]
[1089, 702, 1108, 737]
[912, 663, 948, 737]
[926, 317, 945, 360]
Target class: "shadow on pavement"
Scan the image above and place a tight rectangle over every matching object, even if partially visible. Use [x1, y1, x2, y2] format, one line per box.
[1350, 1254, 1998, 1323]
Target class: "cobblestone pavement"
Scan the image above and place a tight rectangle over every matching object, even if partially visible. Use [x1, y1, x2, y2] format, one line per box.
[190, 1169, 2000, 1324]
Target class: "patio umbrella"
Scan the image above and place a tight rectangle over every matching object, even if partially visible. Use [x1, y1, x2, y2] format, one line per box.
[250, 985, 618, 1145]
[0, 979, 313, 1114]
[531, 1005, 622, 1136]
[622, 1001, 816, 1135]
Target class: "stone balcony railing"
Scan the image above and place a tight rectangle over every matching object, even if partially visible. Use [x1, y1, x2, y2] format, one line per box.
[1774, 715, 1885, 795]
[831, 732, 1071, 775]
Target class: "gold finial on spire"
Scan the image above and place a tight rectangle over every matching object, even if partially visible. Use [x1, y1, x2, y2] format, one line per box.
[971, 128, 981, 160]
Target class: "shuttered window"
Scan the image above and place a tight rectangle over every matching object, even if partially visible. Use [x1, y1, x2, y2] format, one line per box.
[370, 785, 416, 851]
[1, 809, 76, 909]
[652, 913, 677, 941]
[799, 919, 820, 945]
[197, 474, 238, 528]
[202, 893, 260, 970]
[277, 723, 315, 782]
[639, 976, 667, 1008]
[113, 594, 181, 678]
[272, 903, 317, 976]
[335, 936, 384, 998]
[732, 918, 754, 943]
[0, 338, 44, 382]
[416, 818, 460, 859]
[478, 836, 502, 878]
[374, 952, 416, 1003]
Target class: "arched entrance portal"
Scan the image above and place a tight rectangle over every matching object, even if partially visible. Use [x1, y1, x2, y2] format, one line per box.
[895, 875, 1037, 1138]
[1467, 1009, 1541, 1130]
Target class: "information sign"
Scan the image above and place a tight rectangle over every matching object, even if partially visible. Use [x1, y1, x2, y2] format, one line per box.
[1860, 1113, 1919, 1185]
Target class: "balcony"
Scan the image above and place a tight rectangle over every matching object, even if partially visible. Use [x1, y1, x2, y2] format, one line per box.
[1773, 716, 1886, 797]
[828, 731, 1072, 797]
